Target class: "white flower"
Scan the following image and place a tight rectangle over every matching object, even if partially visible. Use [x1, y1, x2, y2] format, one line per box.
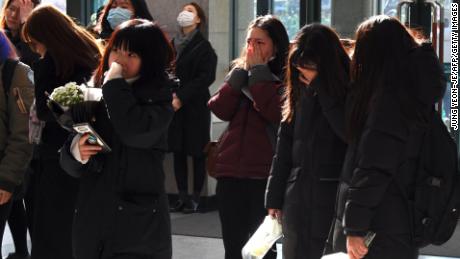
[50, 82, 84, 107]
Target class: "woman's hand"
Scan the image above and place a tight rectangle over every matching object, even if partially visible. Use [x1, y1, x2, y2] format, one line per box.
[268, 208, 282, 222]
[347, 236, 368, 259]
[297, 66, 318, 86]
[172, 93, 182, 111]
[104, 62, 123, 84]
[245, 43, 267, 69]
[78, 134, 102, 161]
[0, 190, 12, 205]
[20, 0, 35, 24]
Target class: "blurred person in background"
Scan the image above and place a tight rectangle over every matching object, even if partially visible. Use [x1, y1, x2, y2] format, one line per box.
[95, 0, 153, 40]
[168, 1, 217, 214]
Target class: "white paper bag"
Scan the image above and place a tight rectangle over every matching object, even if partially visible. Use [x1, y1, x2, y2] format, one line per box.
[242, 216, 282, 259]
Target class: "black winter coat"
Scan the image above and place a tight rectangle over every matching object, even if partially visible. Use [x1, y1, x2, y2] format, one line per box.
[168, 32, 217, 155]
[328, 44, 446, 259]
[265, 81, 347, 259]
[34, 53, 93, 158]
[60, 78, 174, 259]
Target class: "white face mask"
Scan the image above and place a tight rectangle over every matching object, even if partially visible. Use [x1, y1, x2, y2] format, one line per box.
[177, 10, 196, 27]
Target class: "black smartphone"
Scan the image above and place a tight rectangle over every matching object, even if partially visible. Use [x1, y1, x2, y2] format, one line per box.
[73, 123, 112, 153]
[364, 231, 376, 248]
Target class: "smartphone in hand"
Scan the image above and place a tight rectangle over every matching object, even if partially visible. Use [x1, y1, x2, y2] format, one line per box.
[364, 231, 376, 248]
[73, 123, 112, 153]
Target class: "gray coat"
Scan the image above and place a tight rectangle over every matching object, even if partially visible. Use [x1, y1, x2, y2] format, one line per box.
[0, 61, 34, 193]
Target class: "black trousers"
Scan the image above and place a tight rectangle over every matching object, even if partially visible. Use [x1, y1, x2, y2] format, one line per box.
[0, 200, 14, 257]
[7, 200, 28, 255]
[217, 177, 276, 259]
[173, 152, 206, 196]
[31, 157, 78, 259]
[7, 160, 37, 256]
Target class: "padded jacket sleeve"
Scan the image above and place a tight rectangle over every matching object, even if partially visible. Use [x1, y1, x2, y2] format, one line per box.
[310, 78, 347, 142]
[343, 91, 410, 235]
[247, 65, 284, 123]
[0, 63, 34, 192]
[102, 78, 174, 149]
[208, 82, 242, 122]
[265, 120, 294, 209]
[59, 134, 105, 178]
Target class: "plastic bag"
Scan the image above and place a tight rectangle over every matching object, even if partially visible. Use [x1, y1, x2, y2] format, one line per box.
[242, 216, 282, 259]
[321, 252, 348, 259]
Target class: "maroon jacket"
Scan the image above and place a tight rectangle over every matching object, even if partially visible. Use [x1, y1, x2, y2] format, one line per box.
[208, 65, 283, 179]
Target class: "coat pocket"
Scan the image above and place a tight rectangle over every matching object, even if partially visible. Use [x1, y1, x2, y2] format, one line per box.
[311, 181, 339, 238]
[111, 198, 161, 254]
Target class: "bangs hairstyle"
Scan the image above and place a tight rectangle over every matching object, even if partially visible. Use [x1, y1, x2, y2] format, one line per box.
[0, 0, 40, 30]
[233, 15, 290, 78]
[283, 24, 350, 123]
[347, 15, 421, 141]
[22, 5, 101, 80]
[94, 19, 174, 87]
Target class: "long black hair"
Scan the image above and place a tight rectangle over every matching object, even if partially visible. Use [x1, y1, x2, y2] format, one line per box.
[98, 0, 153, 39]
[347, 15, 420, 142]
[283, 23, 350, 122]
[94, 19, 174, 87]
[233, 15, 289, 78]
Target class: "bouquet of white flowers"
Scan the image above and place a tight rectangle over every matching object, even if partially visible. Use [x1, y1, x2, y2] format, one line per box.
[47, 81, 103, 131]
[49, 82, 84, 109]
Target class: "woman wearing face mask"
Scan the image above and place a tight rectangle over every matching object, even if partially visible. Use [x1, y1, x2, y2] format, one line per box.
[265, 24, 349, 259]
[208, 15, 289, 259]
[168, 2, 217, 214]
[60, 19, 175, 259]
[96, 0, 153, 40]
[22, 5, 101, 259]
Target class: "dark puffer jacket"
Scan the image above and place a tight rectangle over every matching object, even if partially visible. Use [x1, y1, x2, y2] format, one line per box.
[60, 78, 174, 259]
[265, 79, 347, 259]
[329, 44, 446, 259]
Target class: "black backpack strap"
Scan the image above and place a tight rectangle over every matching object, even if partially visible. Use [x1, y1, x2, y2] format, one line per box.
[2, 59, 19, 99]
